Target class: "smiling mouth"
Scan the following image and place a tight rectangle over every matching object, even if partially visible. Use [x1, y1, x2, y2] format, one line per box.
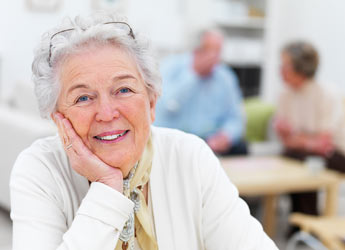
[94, 130, 129, 141]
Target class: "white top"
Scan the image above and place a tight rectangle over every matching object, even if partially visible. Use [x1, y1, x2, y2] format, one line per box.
[10, 126, 278, 250]
[277, 81, 345, 154]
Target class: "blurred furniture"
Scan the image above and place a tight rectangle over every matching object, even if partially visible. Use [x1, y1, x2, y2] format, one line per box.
[289, 213, 345, 250]
[288, 173, 345, 250]
[211, 0, 267, 97]
[243, 97, 282, 156]
[0, 82, 56, 210]
[244, 97, 274, 141]
[286, 230, 328, 250]
[212, 0, 266, 67]
[220, 156, 342, 237]
[233, 66, 261, 97]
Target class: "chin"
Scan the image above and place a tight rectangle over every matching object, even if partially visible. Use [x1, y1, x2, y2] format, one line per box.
[100, 151, 135, 178]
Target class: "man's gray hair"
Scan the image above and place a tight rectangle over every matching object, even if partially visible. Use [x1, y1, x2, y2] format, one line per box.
[32, 12, 162, 119]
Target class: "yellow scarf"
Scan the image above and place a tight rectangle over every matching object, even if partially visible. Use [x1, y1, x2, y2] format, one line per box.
[115, 135, 158, 250]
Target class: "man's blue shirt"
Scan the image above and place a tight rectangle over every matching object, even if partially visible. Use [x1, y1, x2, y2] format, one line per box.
[155, 53, 245, 144]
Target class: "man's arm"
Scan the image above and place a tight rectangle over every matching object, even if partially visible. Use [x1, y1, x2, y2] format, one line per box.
[219, 66, 245, 144]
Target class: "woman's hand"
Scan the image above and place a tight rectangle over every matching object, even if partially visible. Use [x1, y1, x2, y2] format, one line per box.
[53, 112, 123, 192]
[305, 133, 334, 156]
[284, 132, 334, 156]
[274, 118, 292, 139]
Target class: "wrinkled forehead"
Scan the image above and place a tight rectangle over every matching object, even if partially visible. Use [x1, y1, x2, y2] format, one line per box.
[69, 39, 133, 60]
[56, 40, 139, 78]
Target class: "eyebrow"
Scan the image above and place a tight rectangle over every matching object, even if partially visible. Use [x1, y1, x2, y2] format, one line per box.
[112, 74, 137, 82]
[67, 84, 90, 94]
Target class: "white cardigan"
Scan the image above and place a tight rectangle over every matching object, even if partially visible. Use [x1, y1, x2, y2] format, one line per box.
[10, 126, 278, 250]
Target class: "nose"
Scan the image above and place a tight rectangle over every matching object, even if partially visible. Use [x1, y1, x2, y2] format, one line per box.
[95, 97, 120, 122]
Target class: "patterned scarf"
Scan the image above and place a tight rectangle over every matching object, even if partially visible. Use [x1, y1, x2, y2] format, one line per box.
[115, 135, 158, 250]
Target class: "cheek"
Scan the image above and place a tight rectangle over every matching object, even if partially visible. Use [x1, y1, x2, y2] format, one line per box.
[282, 69, 293, 83]
[129, 98, 153, 131]
[281, 70, 288, 81]
[66, 111, 92, 143]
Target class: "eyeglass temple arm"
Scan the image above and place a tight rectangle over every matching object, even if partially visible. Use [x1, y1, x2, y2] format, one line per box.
[48, 22, 135, 67]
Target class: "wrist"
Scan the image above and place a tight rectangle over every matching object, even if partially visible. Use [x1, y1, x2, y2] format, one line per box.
[303, 137, 314, 151]
[97, 176, 123, 193]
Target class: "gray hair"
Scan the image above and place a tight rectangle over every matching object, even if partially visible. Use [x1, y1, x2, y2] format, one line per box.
[192, 28, 224, 49]
[282, 41, 319, 78]
[32, 12, 162, 119]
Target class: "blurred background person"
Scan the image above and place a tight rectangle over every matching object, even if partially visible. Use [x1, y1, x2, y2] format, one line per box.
[155, 30, 247, 156]
[275, 41, 345, 235]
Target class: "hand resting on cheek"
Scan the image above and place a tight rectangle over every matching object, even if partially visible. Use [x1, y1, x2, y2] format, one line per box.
[53, 112, 123, 192]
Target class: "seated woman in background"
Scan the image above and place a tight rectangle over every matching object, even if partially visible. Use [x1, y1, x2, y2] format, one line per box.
[275, 41, 345, 234]
[10, 12, 277, 250]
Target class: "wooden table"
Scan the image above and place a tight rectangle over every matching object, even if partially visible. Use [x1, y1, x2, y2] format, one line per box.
[220, 156, 342, 237]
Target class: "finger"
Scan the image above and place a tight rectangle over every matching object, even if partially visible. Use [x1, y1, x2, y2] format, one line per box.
[60, 118, 70, 146]
[61, 118, 90, 156]
[53, 112, 70, 147]
[52, 112, 64, 137]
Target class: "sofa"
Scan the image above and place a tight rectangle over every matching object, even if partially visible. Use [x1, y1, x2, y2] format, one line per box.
[0, 83, 56, 210]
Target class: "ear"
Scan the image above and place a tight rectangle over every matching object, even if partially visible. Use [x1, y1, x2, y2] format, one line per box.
[149, 95, 157, 123]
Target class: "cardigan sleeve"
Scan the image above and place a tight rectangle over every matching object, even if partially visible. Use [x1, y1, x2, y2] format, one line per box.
[198, 145, 278, 250]
[10, 151, 134, 250]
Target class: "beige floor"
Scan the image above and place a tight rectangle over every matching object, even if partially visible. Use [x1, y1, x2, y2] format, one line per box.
[1, 183, 344, 250]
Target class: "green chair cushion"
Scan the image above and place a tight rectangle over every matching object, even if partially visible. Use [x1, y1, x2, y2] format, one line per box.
[244, 98, 275, 142]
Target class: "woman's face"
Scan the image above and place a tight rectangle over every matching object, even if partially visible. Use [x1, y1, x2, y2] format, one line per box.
[57, 44, 156, 177]
[280, 52, 306, 89]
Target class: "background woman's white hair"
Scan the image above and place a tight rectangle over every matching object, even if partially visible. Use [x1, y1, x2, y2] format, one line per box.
[32, 12, 162, 119]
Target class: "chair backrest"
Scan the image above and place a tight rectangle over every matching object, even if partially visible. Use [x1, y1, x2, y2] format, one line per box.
[0, 105, 56, 209]
[243, 97, 275, 142]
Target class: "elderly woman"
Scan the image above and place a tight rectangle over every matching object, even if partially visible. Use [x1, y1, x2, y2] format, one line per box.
[275, 41, 345, 235]
[10, 13, 277, 250]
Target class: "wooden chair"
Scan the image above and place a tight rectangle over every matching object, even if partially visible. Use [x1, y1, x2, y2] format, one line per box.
[289, 213, 345, 250]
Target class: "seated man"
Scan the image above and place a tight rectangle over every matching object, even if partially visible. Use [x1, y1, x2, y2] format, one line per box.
[155, 30, 247, 156]
[275, 41, 345, 235]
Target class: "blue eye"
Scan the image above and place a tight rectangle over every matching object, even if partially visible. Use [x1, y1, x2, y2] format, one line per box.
[119, 88, 130, 94]
[77, 95, 89, 102]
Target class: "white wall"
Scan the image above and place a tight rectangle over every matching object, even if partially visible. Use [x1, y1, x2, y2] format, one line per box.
[0, 0, 212, 100]
[0, 1, 91, 99]
[262, 0, 345, 103]
[5, 0, 344, 105]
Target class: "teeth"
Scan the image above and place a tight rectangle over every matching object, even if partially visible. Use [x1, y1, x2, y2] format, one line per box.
[97, 131, 127, 141]
[102, 135, 119, 140]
